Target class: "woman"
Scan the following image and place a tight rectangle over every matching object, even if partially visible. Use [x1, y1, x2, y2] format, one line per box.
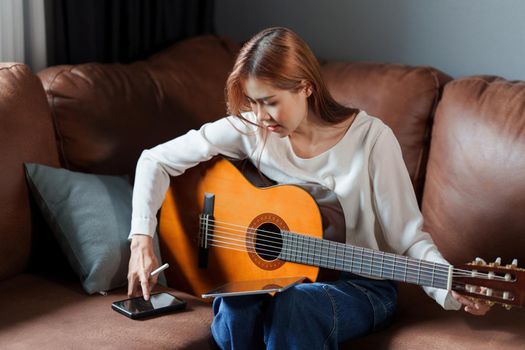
[127, 27, 489, 349]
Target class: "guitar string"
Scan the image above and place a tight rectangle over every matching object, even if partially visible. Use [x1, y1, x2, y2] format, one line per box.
[207, 227, 450, 283]
[204, 217, 516, 279]
[206, 237, 447, 287]
[202, 219, 448, 275]
[204, 221, 508, 280]
[202, 218, 465, 274]
[206, 218, 514, 278]
[205, 239, 494, 293]
[201, 219, 512, 281]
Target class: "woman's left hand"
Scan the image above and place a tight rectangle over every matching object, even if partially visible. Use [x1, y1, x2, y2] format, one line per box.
[451, 291, 492, 316]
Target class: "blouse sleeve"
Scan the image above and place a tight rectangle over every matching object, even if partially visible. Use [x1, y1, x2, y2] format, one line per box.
[129, 115, 258, 239]
[368, 126, 461, 310]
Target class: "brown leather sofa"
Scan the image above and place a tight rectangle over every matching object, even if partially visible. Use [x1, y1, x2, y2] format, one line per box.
[1, 35, 524, 349]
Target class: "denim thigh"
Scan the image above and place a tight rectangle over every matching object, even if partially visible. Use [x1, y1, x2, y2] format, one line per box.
[337, 273, 398, 335]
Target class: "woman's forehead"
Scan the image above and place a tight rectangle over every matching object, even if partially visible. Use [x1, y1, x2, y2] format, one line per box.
[244, 77, 283, 99]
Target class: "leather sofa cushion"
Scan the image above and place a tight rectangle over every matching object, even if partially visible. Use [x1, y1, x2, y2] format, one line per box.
[38, 35, 240, 175]
[0, 64, 60, 281]
[422, 76, 525, 265]
[0, 274, 215, 349]
[322, 62, 451, 201]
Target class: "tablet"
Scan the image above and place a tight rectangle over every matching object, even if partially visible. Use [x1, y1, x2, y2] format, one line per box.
[202, 276, 306, 298]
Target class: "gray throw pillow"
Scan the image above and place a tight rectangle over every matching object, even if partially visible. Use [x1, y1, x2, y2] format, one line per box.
[24, 163, 166, 294]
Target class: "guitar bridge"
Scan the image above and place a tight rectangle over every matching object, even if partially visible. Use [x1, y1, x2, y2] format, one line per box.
[198, 193, 215, 268]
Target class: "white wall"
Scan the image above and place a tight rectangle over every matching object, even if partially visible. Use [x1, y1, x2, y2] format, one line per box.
[215, 0, 525, 80]
[0, 0, 47, 71]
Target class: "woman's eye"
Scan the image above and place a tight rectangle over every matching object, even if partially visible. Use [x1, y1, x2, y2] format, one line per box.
[265, 101, 277, 107]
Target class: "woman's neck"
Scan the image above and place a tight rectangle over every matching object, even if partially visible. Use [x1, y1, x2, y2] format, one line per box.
[288, 111, 357, 159]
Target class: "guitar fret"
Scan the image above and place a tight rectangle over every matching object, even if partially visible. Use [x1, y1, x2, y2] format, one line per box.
[417, 260, 421, 285]
[284, 233, 289, 261]
[281, 232, 286, 260]
[298, 235, 303, 264]
[322, 240, 328, 268]
[305, 235, 311, 265]
[342, 244, 348, 271]
[431, 262, 435, 288]
[302, 236, 308, 265]
[336, 243, 342, 270]
[366, 249, 372, 276]
[349, 246, 354, 273]
[289, 233, 294, 261]
[312, 236, 317, 266]
[379, 254, 385, 278]
[327, 240, 333, 269]
[313, 238, 319, 266]
[321, 239, 327, 268]
[403, 257, 408, 282]
[294, 235, 301, 262]
[330, 241, 336, 269]
[358, 247, 363, 274]
[335, 242, 342, 270]
[392, 254, 397, 280]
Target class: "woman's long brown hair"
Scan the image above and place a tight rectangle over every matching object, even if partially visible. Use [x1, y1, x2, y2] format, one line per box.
[226, 27, 358, 124]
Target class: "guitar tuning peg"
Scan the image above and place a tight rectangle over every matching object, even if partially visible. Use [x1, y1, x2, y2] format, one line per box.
[494, 257, 502, 266]
[507, 259, 518, 269]
[475, 257, 487, 265]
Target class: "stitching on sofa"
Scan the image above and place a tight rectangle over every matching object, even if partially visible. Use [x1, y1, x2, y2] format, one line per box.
[0, 63, 26, 71]
[45, 66, 76, 170]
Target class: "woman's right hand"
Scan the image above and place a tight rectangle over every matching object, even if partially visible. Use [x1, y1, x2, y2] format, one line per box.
[127, 234, 159, 301]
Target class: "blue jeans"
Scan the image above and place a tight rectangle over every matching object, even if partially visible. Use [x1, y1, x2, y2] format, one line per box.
[211, 273, 397, 350]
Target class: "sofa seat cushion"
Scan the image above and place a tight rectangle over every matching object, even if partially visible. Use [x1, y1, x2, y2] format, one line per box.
[343, 284, 525, 350]
[0, 274, 215, 349]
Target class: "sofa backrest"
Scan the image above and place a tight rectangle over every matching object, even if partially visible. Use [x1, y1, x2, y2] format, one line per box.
[422, 76, 525, 265]
[0, 63, 60, 281]
[38, 35, 240, 175]
[322, 62, 451, 202]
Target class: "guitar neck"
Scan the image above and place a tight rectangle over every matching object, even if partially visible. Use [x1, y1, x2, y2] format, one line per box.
[279, 231, 452, 290]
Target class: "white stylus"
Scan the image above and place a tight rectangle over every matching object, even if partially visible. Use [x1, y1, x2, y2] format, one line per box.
[150, 263, 169, 278]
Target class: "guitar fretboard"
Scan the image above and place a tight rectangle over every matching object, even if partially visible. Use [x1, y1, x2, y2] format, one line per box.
[279, 231, 450, 289]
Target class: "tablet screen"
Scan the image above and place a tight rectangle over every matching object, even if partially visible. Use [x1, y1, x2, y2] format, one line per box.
[114, 292, 184, 313]
[202, 276, 306, 298]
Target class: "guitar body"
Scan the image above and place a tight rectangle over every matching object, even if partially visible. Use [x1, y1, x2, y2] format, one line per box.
[159, 157, 346, 298]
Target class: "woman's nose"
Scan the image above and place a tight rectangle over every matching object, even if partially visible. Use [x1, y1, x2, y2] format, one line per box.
[255, 105, 269, 122]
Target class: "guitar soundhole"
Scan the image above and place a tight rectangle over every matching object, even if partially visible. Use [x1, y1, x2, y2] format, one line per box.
[255, 223, 282, 261]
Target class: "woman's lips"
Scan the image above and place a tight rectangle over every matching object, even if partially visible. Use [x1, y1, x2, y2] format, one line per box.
[266, 124, 281, 132]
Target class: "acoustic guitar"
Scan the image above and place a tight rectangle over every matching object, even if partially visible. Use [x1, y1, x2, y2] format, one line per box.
[158, 157, 524, 309]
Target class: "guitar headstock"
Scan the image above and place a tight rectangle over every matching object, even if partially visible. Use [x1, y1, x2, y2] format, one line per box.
[452, 257, 525, 310]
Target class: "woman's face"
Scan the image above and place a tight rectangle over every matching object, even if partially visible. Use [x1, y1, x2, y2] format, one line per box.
[244, 76, 310, 138]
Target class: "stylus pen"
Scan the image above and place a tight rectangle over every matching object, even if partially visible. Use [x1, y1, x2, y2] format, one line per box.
[150, 263, 169, 278]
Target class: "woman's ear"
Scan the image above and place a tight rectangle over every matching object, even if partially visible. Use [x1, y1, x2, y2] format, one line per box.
[301, 80, 313, 97]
